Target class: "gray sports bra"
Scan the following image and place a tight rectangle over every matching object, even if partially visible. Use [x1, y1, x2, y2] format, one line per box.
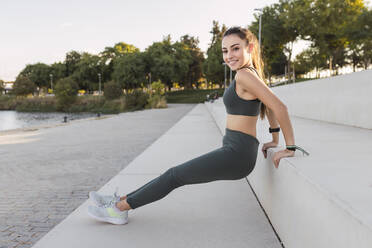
[222, 66, 262, 116]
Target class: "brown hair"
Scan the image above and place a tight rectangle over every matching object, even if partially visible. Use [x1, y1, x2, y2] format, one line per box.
[223, 26, 267, 120]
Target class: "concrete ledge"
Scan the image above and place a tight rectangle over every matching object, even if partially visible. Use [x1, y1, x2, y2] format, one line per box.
[272, 69, 372, 129]
[32, 104, 281, 248]
[205, 98, 372, 248]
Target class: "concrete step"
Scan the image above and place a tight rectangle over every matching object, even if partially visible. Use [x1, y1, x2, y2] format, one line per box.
[205, 98, 372, 248]
[32, 104, 282, 248]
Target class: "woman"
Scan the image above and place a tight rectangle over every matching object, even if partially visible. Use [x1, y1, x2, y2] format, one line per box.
[87, 26, 308, 225]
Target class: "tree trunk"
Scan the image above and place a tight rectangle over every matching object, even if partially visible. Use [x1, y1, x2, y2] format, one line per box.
[329, 55, 333, 76]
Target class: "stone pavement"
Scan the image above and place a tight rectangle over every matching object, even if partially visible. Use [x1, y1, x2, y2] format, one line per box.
[0, 104, 196, 248]
[31, 104, 282, 248]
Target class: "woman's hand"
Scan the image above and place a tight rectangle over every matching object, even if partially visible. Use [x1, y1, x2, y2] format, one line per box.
[272, 149, 295, 168]
[262, 141, 278, 159]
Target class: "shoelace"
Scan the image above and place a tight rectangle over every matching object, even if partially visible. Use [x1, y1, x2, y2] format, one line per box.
[102, 187, 120, 208]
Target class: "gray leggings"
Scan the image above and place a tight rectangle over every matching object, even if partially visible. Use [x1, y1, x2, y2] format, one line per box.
[126, 128, 260, 209]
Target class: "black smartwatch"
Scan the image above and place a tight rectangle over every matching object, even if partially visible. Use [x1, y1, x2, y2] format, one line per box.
[269, 127, 280, 133]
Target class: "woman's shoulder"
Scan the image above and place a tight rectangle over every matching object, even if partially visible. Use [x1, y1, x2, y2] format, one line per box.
[235, 67, 258, 83]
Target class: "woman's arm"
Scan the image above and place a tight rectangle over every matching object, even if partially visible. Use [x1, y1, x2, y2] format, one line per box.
[235, 70, 295, 147]
[266, 107, 280, 144]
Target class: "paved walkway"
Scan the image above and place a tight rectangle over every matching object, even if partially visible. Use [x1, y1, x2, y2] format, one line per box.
[30, 104, 282, 248]
[0, 104, 196, 248]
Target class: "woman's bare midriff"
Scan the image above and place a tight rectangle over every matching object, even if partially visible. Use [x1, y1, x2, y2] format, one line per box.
[226, 114, 258, 138]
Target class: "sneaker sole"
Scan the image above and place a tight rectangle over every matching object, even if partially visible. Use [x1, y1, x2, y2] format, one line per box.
[87, 210, 128, 225]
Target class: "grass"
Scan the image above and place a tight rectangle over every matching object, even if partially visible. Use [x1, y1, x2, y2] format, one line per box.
[165, 88, 225, 103]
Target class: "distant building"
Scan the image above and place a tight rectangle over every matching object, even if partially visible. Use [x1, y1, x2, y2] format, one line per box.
[4, 82, 14, 94]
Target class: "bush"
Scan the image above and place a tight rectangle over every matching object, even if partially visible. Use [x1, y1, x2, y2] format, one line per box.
[54, 77, 78, 111]
[0, 95, 17, 110]
[146, 94, 167, 109]
[104, 81, 123, 100]
[68, 95, 105, 113]
[13, 76, 36, 96]
[125, 89, 149, 111]
[15, 97, 57, 112]
[150, 80, 166, 95]
[101, 98, 125, 114]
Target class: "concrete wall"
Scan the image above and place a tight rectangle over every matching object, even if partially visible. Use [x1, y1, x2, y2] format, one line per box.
[272, 69, 372, 129]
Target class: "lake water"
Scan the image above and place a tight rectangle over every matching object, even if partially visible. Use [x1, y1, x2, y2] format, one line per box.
[0, 111, 98, 132]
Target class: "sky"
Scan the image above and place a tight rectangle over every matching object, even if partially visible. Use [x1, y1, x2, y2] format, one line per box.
[1, 0, 370, 82]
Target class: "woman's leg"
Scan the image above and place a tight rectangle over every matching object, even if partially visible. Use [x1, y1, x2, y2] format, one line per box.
[120, 145, 253, 210]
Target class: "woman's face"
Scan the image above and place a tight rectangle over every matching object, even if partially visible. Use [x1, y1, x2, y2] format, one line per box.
[222, 34, 252, 71]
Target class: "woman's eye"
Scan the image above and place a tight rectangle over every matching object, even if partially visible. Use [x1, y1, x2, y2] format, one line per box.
[234, 47, 239, 51]
[222, 51, 227, 53]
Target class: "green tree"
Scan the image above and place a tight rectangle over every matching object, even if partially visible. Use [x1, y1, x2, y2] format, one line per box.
[179, 35, 204, 89]
[50, 62, 67, 83]
[296, 0, 365, 74]
[18, 63, 51, 91]
[54, 77, 78, 111]
[249, 4, 288, 81]
[345, 8, 372, 70]
[203, 21, 227, 87]
[13, 76, 37, 96]
[100, 42, 140, 83]
[101, 42, 139, 59]
[112, 52, 146, 90]
[71, 53, 103, 92]
[65, 50, 82, 77]
[293, 47, 327, 77]
[277, 0, 304, 78]
[172, 41, 193, 87]
[145, 35, 177, 90]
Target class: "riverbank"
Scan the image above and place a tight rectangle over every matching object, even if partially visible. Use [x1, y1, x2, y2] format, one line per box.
[0, 111, 114, 133]
[0, 93, 167, 114]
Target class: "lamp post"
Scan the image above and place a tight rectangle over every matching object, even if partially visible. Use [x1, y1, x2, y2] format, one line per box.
[222, 62, 232, 88]
[49, 74, 53, 92]
[148, 72, 151, 90]
[222, 62, 227, 89]
[98, 73, 101, 95]
[229, 67, 232, 84]
[254, 8, 263, 48]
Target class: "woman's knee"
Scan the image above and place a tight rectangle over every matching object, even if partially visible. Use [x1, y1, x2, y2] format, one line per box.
[163, 167, 185, 188]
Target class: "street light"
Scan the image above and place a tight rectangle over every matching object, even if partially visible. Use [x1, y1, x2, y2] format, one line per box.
[49, 74, 53, 92]
[222, 62, 227, 88]
[222, 62, 232, 89]
[254, 8, 263, 48]
[229, 67, 232, 84]
[98, 73, 102, 95]
[148, 72, 151, 91]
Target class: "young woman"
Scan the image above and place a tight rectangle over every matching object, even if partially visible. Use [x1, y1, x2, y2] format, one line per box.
[87, 26, 308, 225]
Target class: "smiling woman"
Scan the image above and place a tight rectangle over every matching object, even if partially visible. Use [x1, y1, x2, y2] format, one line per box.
[86, 26, 308, 226]
[221, 26, 308, 167]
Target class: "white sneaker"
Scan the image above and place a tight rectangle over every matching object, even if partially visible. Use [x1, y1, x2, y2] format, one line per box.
[87, 201, 128, 225]
[89, 188, 121, 208]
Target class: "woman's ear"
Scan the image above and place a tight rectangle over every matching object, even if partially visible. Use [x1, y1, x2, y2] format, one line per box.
[248, 43, 254, 53]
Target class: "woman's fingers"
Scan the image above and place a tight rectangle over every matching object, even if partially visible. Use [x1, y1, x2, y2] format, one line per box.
[262, 146, 267, 158]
